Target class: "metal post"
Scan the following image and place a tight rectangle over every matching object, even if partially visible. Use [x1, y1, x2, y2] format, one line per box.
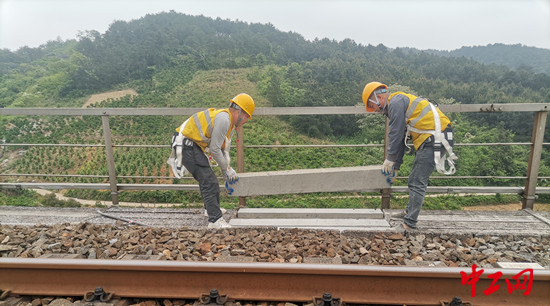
[101, 115, 119, 205]
[522, 111, 547, 209]
[236, 125, 246, 207]
[381, 117, 391, 209]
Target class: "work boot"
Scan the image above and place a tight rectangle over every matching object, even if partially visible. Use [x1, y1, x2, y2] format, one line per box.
[391, 210, 407, 219]
[204, 207, 227, 216]
[207, 218, 231, 229]
[402, 223, 418, 231]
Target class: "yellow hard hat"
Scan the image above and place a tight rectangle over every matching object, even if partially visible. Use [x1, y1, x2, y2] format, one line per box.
[230, 93, 255, 118]
[362, 82, 388, 112]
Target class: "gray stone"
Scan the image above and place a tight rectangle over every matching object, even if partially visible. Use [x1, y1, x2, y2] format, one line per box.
[48, 299, 74, 306]
[39, 253, 85, 259]
[120, 254, 165, 260]
[0, 245, 16, 252]
[303, 257, 342, 264]
[215, 255, 255, 263]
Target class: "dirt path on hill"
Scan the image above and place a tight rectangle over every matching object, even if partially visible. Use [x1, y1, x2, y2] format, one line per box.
[82, 89, 138, 108]
[32, 189, 188, 208]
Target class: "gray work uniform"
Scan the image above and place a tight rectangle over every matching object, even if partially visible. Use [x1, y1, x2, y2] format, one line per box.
[181, 112, 232, 223]
[385, 94, 435, 229]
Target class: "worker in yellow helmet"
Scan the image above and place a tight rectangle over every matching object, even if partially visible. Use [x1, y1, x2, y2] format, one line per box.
[362, 82, 457, 230]
[168, 93, 255, 229]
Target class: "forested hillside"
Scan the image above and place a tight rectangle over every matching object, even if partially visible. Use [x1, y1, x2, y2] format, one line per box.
[426, 44, 550, 76]
[1, 11, 549, 205]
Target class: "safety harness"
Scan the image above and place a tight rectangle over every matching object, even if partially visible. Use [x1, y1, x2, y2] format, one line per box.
[167, 119, 190, 179]
[404, 98, 458, 175]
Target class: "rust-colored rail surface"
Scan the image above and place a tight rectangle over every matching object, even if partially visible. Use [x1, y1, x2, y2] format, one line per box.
[1, 258, 549, 305]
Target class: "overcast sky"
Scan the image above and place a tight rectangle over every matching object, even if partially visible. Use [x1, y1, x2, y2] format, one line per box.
[1, 0, 549, 52]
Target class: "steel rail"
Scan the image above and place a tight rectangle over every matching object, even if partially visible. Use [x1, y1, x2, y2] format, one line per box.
[1, 258, 549, 305]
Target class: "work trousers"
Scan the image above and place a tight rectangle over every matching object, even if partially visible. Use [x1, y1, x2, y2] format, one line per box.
[181, 142, 223, 223]
[403, 139, 435, 229]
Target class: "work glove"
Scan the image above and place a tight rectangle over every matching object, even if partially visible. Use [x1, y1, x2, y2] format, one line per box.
[225, 181, 234, 196]
[225, 167, 239, 184]
[386, 170, 397, 186]
[382, 159, 395, 176]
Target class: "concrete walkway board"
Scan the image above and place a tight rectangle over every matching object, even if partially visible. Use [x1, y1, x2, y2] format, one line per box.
[229, 166, 389, 197]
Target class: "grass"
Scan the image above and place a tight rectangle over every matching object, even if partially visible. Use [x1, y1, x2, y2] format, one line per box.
[3, 189, 550, 212]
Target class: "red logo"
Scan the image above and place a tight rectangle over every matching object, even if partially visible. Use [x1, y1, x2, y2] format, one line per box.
[461, 264, 533, 297]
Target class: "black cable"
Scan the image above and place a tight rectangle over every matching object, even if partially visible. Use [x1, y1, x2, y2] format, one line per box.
[96, 210, 148, 226]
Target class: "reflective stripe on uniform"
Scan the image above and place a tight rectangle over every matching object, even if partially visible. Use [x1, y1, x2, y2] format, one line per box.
[405, 97, 423, 119]
[408, 103, 432, 127]
[177, 108, 232, 152]
[192, 112, 206, 142]
[205, 110, 213, 136]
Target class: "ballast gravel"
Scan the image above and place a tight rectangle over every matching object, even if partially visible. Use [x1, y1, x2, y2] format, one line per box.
[1, 221, 549, 269]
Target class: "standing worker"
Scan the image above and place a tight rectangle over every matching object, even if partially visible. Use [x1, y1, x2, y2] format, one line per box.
[168, 93, 255, 228]
[362, 82, 457, 229]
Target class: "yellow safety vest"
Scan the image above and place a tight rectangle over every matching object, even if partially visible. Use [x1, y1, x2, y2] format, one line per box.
[388, 92, 451, 150]
[176, 108, 233, 152]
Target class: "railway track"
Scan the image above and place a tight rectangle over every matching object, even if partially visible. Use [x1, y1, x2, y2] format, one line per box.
[1, 258, 549, 305]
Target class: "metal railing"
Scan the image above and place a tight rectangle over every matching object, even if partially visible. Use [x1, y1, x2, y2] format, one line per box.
[1, 103, 548, 209]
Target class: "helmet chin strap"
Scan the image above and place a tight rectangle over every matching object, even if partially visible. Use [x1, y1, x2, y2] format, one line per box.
[368, 88, 388, 112]
[369, 95, 383, 112]
[235, 110, 245, 128]
[232, 110, 245, 141]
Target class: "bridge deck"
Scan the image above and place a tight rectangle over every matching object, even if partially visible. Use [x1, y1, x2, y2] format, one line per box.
[1, 206, 549, 236]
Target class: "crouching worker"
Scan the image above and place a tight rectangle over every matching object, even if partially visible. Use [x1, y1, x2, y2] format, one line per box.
[168, 93, 255, 228]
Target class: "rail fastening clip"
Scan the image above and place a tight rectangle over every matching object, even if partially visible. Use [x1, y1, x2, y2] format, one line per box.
[84, 287, 114, 302]
[198, 289, 228, 305]
[314, 292, 342, 306]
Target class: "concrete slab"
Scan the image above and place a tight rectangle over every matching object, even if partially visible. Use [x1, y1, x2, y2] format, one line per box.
[237, 208, 384, 219]
[229, 218, 390, 228]
[228, 165, 389, 196]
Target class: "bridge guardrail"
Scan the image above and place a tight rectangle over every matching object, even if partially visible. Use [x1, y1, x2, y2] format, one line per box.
[1, 103, 548, 209]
